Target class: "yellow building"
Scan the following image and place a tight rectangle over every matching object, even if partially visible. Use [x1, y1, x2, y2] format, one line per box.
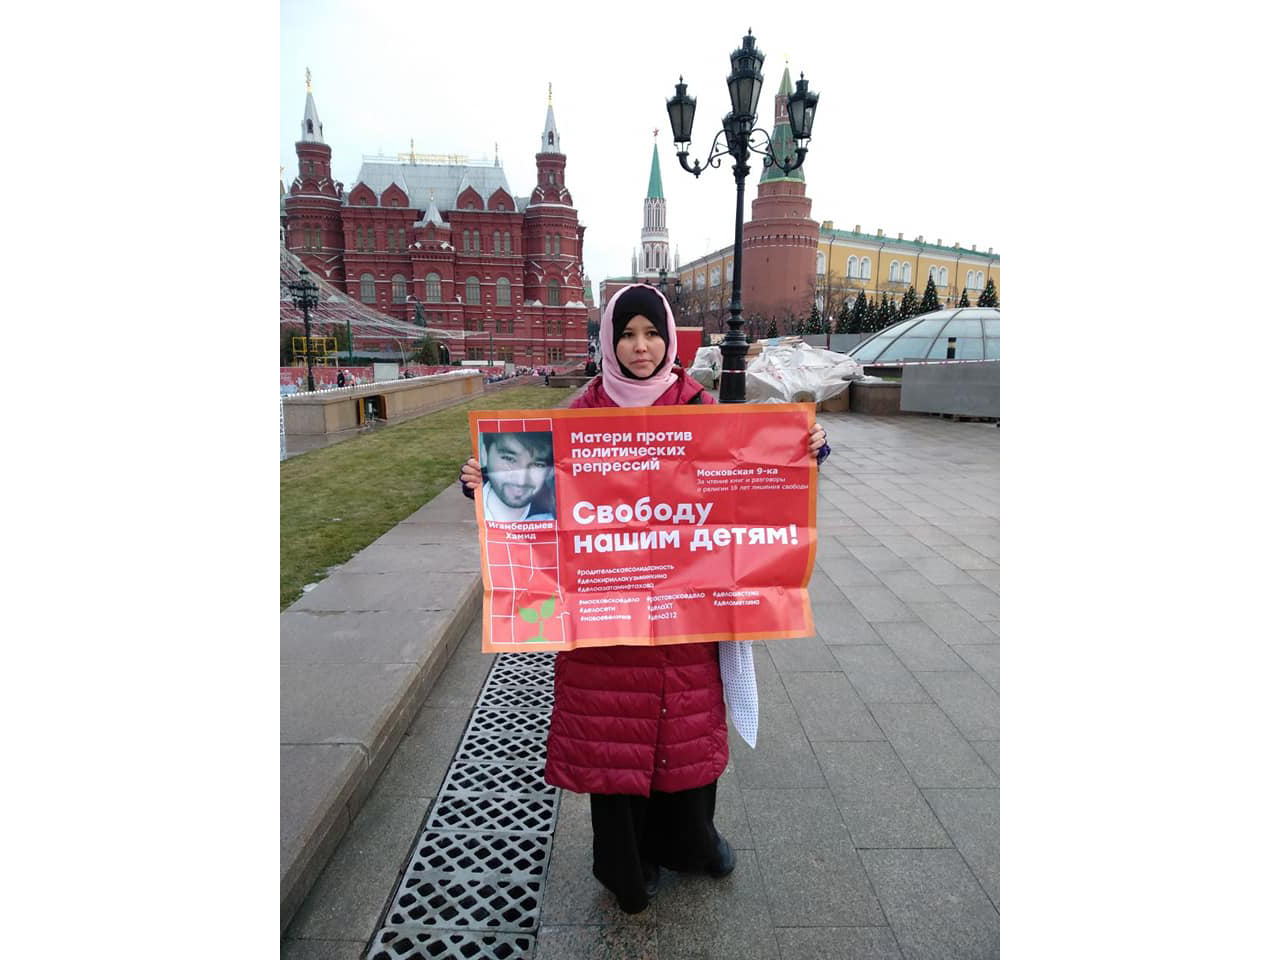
[812, 222, 1000, 317]
[675, 225, 1000, 334]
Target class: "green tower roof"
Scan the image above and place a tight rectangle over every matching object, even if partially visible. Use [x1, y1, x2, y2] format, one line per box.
[760, 66, 804, 185]
[647, 143, 664, 199]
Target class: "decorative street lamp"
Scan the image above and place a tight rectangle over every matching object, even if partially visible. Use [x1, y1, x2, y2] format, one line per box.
[666, 29, 818, 402]
[287, 265, 321, 392]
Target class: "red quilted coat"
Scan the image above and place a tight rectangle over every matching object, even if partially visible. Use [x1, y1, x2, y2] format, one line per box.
[543, 369, 729, 796]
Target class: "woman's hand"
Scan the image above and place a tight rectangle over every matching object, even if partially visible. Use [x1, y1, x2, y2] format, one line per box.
[808, 423, 827, 458]
[460, 457, 482, 491]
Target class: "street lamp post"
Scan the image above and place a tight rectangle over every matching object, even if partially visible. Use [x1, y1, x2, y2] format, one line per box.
[287, 265, 321, 392]
[666, 29, 818, 403]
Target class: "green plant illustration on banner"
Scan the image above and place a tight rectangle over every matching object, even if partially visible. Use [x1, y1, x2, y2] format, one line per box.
[518, 597, 557, 642]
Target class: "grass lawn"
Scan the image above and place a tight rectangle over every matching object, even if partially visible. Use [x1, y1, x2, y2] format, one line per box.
[280, 385, 574, 609]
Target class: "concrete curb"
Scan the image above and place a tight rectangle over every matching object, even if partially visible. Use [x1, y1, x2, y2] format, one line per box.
[280, 385, 584, 931]
[280, 490, 482, 931]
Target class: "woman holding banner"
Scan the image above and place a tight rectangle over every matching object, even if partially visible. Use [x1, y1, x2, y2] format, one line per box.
[462, 284, 827, 914]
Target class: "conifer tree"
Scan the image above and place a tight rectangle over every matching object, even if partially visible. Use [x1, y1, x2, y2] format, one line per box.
[920, 277, 940, 313]
[880, 295, 895, 328]
[835, 299, 852, 335]
[978, 279, 999, 307]
[958, 288, 970, 307]
[851, 290, 869, 332]
[899, 285, 919, 320]
[806, 303, 825, 334]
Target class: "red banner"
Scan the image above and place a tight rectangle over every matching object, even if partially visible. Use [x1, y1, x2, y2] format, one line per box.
[470, 403, 817, 652]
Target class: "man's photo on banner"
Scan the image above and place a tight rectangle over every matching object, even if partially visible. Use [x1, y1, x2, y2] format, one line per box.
[477, 430, 556, 523]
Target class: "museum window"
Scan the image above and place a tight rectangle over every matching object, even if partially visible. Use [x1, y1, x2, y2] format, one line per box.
[497, 346, 514, 362]
[710, 267, 721, 287]
[425, 273, 442, 302]
[547, 347, 564, 362]
[545, 236, 551, 256]
[816, 252, 826, 275]
[465, 276, 481, 305]
[861, 257, 871, 280]
[547, 280, 561, 306]
[695, 273, 705, 290]
[496, 277, 511, 306]
[494, 231, 501, 254]
[890, 260, 900, 282]
[976, 270, 985, 288]
[726, 262, 733, 282]
[846, 256, 857, 278]
[902, 262, 911, 283]
[308, 160, 314, 176]
[398, 228, 405, 251]
[391, 274, 407, 303]
[503, 231, 512, 254]
[360, 273, 375, 303]
[939, 267, 948, 287]
[467, 347, 485, 361]
[928, 266, 937, 284]
[553, 235, 560, 256]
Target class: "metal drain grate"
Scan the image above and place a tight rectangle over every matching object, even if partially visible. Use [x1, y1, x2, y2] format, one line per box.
[404, 832, 551, 877]
[367, 650, 561, 960]
[465, 708, 551, 738]
[368, 929, 535, 960]
[426, 794, 558, 835]
[389, 876, 543, 930]
[455, 735, 547, 766]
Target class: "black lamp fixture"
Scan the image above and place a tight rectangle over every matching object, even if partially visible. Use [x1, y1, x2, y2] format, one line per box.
[287, 264, 321, 392]
[666, 29, 818, 402]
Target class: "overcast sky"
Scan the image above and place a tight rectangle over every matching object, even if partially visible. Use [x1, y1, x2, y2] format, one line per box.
[281, 0, 1005, 295]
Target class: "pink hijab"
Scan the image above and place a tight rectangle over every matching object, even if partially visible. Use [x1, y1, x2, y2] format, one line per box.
[599, 283, 679, 407]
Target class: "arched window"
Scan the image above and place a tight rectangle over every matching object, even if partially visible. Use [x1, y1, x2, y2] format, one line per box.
[398, 228, 405, 251]
[503, 232, 511, 253]
[967, 270, 975, 289]
[860, 257, 871, 280]
[847, 256, 857, 278]
[695, 273, 706, 290]
[425, 273, 442, 302]
[493, 231, 500, 254]
[939, 267, 948, 287]
[726, 262, 733, 282]
[306, 119, 314, 134]
[465, 276, 481, 305]
[816, 252, 826, 275]
[360, 273, 375, 303]
[391, 274, 407, 303]
[903, 262, 912, 284]
[890, 261, 900, 282]
[547, 279, 561, 306]
[710, 267, 721, 287]
[976, 270, 984, 288]
[544, 236, 551, 256]
[928, 266, 937, 284]
[496, 277, 511, 306]
[554, 235, 560, 256]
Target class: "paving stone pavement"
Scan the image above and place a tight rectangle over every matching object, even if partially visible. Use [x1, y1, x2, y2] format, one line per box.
[281, 413, 999, 959]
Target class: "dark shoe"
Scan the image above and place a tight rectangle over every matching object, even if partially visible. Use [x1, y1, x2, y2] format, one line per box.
[616, 894, 649, 915]
[643, 862, 660, 897]
[707, 836, 736, 878]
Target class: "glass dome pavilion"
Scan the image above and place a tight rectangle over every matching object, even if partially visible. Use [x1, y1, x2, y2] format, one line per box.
[849, 307, 1000, 364]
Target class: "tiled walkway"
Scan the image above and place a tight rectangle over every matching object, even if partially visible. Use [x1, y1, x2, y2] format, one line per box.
[283, 413, 1000, 960]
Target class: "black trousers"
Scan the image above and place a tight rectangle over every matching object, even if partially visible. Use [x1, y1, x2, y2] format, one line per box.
[588, 780, 721, 912]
